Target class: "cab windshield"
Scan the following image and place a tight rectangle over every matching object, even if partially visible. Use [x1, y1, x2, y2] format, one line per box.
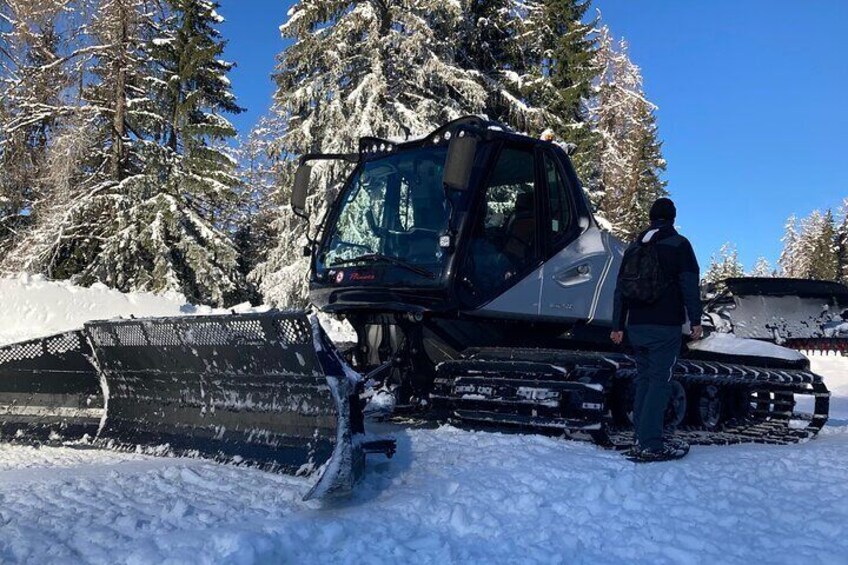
[321, 146, 452, 277]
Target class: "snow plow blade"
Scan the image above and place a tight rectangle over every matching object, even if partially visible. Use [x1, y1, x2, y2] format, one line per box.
[705, 277, 848, 353]
[0, 331, 103, 440]
[0, 312, 392, 500]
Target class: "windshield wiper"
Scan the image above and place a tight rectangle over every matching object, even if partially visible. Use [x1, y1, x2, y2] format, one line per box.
[331, 253, 437, 279]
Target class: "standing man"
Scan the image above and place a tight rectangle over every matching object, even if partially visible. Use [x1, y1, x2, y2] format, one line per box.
[610, 197, 703, 461]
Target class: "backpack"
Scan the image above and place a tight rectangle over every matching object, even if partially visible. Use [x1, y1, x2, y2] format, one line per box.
[617, 235, 670, 304]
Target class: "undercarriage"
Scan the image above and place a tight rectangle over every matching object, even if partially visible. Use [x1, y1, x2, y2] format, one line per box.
[342, 314, 830, 448]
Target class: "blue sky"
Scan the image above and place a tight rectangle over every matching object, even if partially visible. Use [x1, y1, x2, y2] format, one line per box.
[219, 0, 848, 269]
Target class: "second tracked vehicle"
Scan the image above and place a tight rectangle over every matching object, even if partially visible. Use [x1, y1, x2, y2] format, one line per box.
[703, 277, 848, 355]
[294, 117, 830, 447]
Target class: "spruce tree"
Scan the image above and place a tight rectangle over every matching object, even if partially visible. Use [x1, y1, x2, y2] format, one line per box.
[837, 199, 848, 284]
[748, 257, 774, 278]
[522, 0, 600, 184]
[802, 209, 839, 281]
[589, 26, 666, 240]
[274, 0, 491, 167]
[779, 215, 804, 278]
[705, 243, 744, 289]
[234, 117, 285, 299]
[2, 0, 246, 307]
[0, 0, 85, 250]
[458, 1, 521, 126]
[629, 100, 668, 225]
[99, 0, 246, 305]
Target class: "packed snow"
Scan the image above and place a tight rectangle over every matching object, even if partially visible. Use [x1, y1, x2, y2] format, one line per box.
[810, 353, 848, 423]
[1, 279, 847, 564]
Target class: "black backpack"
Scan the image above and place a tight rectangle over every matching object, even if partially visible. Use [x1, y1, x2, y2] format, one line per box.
[617, 235, 670, 304]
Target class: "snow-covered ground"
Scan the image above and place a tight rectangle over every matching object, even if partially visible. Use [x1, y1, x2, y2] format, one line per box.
[2, 421, 847, 564]
[810, 354, 848, 424]
[1, 277, 847, 564]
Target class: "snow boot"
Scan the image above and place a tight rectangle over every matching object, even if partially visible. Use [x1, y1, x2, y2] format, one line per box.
[626, 439, 690, 463]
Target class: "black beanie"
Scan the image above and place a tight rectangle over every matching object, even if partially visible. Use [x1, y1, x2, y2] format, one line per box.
[649, 197, 676, 222]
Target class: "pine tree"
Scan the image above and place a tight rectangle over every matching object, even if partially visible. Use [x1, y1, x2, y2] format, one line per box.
[705, 243, 744, 288]
[0, 0, 87, 250]
[588, 26, 666, 241]
[1, 0, 247, 307]
[522, 0, 600, 183]
[778, 214, 805, 278]
[837, 199, 848, 284]
[748, 257, 773, 278]
[801, 209, 839, 281]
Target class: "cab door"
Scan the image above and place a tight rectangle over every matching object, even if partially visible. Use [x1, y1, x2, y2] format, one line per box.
[538, 150, 619, 324]
[459, 142, 544, 316]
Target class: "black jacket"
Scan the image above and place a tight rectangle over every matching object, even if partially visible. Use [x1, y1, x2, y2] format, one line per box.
[612, 221, 702, 330]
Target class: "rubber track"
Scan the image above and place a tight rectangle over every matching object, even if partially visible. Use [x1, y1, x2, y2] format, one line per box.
[435, 348, 829, 449]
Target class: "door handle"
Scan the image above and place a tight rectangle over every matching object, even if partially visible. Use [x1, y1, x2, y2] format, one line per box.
[553, 264, 592, 288]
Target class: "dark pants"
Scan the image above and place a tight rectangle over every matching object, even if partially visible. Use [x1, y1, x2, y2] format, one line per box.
[627, 324, 682, 451]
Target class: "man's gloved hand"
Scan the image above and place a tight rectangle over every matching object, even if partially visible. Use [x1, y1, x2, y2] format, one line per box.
[690, 325, 703, 340]
[610, 331, 624, 345]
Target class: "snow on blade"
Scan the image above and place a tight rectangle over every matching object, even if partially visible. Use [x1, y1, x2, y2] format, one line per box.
[688, 332, 807, 362]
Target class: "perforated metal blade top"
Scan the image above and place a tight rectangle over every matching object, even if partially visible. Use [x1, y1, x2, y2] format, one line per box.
[86, 312, 342, 474]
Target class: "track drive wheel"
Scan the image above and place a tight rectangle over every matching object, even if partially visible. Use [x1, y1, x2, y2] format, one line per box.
[664, 380, 687, 428]
[689, 384, 724, 430]
[610, 379, 687, 428]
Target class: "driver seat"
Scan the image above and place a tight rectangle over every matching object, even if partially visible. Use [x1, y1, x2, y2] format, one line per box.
[503, 191, 536, 263]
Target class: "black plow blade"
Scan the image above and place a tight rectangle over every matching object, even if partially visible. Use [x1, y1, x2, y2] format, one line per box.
[0, 331, 103, 441]
[0, 312, 393, 500]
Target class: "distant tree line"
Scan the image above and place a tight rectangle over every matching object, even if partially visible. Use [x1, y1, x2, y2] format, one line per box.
[705, 199, 848, 286]
[1, 0, 668, 306]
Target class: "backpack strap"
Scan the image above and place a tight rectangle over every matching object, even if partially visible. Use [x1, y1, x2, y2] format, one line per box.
[636, 225, 676, 246]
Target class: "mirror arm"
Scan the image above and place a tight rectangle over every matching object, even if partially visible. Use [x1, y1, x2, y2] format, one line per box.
[292, 151, 359, 239]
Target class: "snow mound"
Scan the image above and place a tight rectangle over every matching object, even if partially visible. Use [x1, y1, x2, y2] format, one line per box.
[0, 274, 264, 346]
[688, 332, 806, 362]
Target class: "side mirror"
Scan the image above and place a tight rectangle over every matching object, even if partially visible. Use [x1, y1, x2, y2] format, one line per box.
[292, 163, 312, 215]
[442, 134, 478, 191]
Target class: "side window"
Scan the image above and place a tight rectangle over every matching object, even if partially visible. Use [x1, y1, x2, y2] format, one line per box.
[544, 152, 573, 243]
[462, 146, 539, 297]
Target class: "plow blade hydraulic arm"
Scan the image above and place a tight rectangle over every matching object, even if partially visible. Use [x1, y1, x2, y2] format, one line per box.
[0, 312, 392, 500]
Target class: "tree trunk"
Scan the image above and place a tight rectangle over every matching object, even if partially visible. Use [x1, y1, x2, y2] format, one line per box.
[112, 1, 128, 181]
